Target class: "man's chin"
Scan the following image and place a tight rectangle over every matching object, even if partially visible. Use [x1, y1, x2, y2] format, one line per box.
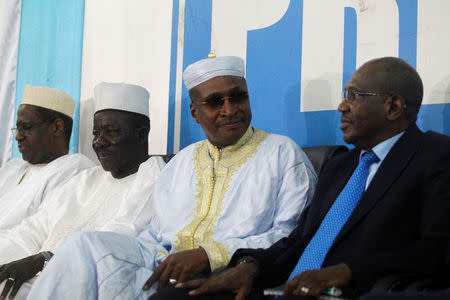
[342, 133, 355, 145]
[220, 134, 244, 147]
[98, 160, 113, 172]
[225, 125, 247, 137]
[21, 153, 34, 164]
[207, 126, 248, 147]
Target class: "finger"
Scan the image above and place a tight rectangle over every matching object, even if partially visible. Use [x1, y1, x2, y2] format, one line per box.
[307, 282, 328, 297]
[170, 265, 182, 283]
[143, 265, 163, 290]
[293, 285, 321, 297]
[1, 278, 14, 298]
[175, 278, 206, 289]
[0, 269, 9, 284]
[235, 285, 252, 300]
[284, 277, 299, 295]
[291, 280, 318, 297]
[143, 274, 157, 290]
[188, 281, 216, 296]
[158, 263, 173, 289]
[292, 273, 324, 297]
[292, 284, 305, 296]
[176, 268, 191, 284]
[9, 279, 24, 299]
[189, 280, 226, 296]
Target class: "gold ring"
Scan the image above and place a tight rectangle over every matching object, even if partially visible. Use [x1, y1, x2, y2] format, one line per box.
[300, 286, 310, 294]
[7, 277, 15, 282]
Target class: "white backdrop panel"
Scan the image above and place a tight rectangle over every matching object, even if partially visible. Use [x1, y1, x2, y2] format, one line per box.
[417, 0, 450, 105]
[79, 0, 173, 163]
[211, 0, 290, 61]
[0, 1, 21, 166]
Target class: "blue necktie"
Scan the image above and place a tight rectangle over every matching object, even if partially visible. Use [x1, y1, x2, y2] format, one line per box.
[288, 151, 379, 281]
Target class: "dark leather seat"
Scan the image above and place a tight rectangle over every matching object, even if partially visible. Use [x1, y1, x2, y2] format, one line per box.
[302, 145, 349, 175]
[365, 241, 450, 297]
[150, 154, 175, 164]
[154, 146, 349, 173]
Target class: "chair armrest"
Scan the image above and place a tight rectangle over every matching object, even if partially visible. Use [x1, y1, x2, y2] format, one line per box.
[370, 273, 421, 292]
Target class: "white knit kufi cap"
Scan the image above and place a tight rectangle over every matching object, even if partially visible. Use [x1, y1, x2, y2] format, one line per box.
[183, 56, 245, 90]
[94, 82, 150, 117]
[21, 85, 76, 118]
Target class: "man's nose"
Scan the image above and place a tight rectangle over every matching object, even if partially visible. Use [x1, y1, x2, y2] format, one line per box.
[220, 98, 237, 116]
[93, 133, 109, 148]
[15, 131, 24, 141]
[337, 99, 350, 112]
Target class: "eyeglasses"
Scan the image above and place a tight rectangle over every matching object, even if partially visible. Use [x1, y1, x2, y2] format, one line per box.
[11, 123, 46, 137]
[197, 91, 249, 109]
[343, 89, 392, 103]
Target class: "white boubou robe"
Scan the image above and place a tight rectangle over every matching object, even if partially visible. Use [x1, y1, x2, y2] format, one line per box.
[0, 154, 94, 229]
[27, 127, 317, 300]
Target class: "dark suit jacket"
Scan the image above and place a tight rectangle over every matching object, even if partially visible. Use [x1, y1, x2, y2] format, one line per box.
[230, 126, 450, 294]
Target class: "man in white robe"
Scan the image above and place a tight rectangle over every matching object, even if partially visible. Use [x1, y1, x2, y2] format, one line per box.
[0, 85, 94, 229]
[0, 83, 165, 299]
[27, 56, 317, 300]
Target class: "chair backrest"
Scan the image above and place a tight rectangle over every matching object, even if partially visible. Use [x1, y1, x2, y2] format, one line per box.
[303, 145, 349, 175]
[150, 154, 176, 164]
[155, 146, 349, 174]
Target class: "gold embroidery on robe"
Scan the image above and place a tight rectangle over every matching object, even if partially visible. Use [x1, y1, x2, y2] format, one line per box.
[174, 127, 269, 270]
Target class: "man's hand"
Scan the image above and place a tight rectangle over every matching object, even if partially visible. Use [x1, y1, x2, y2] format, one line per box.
[176, 262, 259, 300]
[0, 254, 46, 299]
[143, 248, 211, 290]
[284, 263, 352, 297]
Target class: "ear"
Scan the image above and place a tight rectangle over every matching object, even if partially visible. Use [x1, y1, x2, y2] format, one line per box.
[190, 102, 200, 124]
[385, 95, 405, 121]
[136, 126, 149, 144]
[52, 118, 65, 137]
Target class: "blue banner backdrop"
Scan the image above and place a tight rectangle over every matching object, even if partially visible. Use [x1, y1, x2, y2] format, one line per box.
[13, 0, 85, 157]
[169, 0, 450, 152]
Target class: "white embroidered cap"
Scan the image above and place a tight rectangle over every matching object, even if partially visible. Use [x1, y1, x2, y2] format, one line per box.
[94, 82, 150, 117]
[183, 56, 245, 90]
[21, 85, 76, 118]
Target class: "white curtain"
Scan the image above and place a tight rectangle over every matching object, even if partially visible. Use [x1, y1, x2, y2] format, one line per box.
[0, 1, 21, 167]
[79, 0, 173, 163]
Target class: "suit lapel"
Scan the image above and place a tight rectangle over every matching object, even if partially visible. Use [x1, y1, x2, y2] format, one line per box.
[332, 126, 424, 247]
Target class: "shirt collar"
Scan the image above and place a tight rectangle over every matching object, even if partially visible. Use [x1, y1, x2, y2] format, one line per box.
[360, 131, 404, 163]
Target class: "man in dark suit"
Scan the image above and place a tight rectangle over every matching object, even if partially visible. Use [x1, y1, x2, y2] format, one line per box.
[150, 57, 450, 299]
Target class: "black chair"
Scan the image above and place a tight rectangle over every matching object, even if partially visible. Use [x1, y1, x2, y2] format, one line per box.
[302, 145, 349, 175]
[155, 146, 349, 173]
[359, 277, 450, 299]
[366, 241, 450, 295]
[370, 274, 426, 292]
[150, 154, 176, 164]
[357, 241, 450, 300]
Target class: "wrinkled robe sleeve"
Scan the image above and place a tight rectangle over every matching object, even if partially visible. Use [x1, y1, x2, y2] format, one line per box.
[201, 160, 317, 271]
[0, 205, 50, 264]
[137, 224, 171, 270]
[0, 172, 82, 264]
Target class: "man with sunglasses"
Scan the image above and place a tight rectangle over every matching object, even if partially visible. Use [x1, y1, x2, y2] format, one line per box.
[0, 85, 94, 229]
[26, 56, 317, 300]
[154, 57, 450, 299]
